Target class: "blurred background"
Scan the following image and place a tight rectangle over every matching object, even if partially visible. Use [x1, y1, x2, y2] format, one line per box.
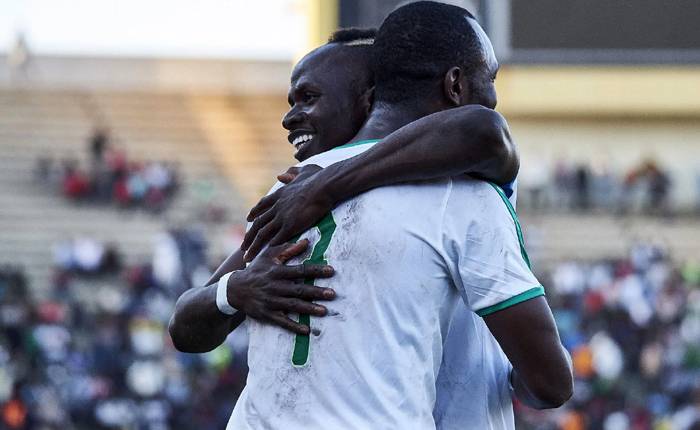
[0, 0, 699, 429]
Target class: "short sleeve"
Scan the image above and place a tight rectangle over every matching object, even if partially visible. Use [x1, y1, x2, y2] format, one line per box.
[441, 180, 543, 317]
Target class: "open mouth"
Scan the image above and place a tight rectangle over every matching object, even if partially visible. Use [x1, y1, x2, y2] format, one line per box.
[288, 131, 316, 153]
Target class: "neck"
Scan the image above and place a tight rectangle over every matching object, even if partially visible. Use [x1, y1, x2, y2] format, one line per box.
[350, 102, 434, 142]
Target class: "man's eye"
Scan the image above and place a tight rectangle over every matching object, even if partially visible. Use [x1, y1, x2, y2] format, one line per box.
[303, 92, 318, 102]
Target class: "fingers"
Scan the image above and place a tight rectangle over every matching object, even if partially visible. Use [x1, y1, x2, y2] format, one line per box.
[241, 209, 274, 252]
[266, 312, 310, 335]
[299, 164, 322, 176]
[244, 220, 282, 262]
[268, 226, 294, 248]
[277, 166, 301, 184]
[268, 298, 328, 316]
[247, 193, 276, 222]
[272, 239, 309, 264]
[275, 263, 334, 279]
[273, 283, 336, 301]
[277, 173, 295, 184]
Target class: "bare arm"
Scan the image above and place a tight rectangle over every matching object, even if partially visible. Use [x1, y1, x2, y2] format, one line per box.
[484, 296, 573, 409]
[208, 248, 247, 285]
[168, 250, 246, 353]
[168, 242, 336, 353]
[317, 104, 517, 203]
[242, 105, 518, 260]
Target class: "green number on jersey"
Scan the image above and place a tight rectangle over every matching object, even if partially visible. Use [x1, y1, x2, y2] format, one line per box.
[291, 213, 336, 366]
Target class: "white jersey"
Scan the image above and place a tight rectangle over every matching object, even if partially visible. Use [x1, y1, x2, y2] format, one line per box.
[228, 140, 542, 429]
[435, 177, 518, 430]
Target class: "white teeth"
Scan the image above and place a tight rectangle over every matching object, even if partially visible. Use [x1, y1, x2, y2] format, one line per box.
[292, 134, 314, 148]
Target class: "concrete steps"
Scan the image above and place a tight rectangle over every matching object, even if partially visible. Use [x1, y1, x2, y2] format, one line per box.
[0, 89, 248, 296]
[520, 212, 700, 269]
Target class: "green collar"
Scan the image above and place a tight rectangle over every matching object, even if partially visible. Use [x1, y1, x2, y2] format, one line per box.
[331, 139, 381, 151]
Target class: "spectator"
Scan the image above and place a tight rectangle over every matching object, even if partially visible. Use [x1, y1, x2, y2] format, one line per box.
[553, 158, 574, 210]
[62, 160, 90, 200]
[8, 232, 700, 429]
[1, 242, 245, 428]
[152, 231, 181, 290]
[573, 163, 591, 210]
[520, 162, 548, 212]
[517, 246, 700, 429]
[646, 162, 671, 215]
[7, 32, 30, 84]
[51, 239, 121, 275]
[34, 156, 52, 184]
[89, 127, 110, 164]
[37, 144, 181, 212]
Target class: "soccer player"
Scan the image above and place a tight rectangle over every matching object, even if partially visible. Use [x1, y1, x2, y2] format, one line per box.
[243, 28, 525, 428]
[169, 27, 518, 343]
[171, 4, 576, 430]
[170, 23, 527, 427]
[243, 2, 572, 428]
[169, 26, 521, 426]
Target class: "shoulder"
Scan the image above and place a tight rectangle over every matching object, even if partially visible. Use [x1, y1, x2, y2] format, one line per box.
[449, 178, 504, 204]
[445, 179, 515, 225]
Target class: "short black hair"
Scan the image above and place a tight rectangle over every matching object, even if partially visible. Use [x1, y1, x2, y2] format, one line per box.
[372, 1, 485, 104]
[327, 27, 377, 89]
[328, 27, 377, 45]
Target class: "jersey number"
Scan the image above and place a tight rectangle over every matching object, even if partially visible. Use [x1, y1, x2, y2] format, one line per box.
[291, 213, 336, 366]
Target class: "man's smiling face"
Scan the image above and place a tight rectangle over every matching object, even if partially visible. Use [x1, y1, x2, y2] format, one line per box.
[282, 44, 371, 161]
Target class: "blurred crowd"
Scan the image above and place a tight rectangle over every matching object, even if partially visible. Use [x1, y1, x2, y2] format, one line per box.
[34, 129, 180, 212]
[519, 159, 681, 216]
[0, 230, 246, 430]
[517, 245, 700, 430]
[52, 238, 121, 276]
[3, 234, 700, 429]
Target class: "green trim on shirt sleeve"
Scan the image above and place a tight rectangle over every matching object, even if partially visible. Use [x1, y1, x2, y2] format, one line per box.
[488, 182, 531, 269]
[475, 286, 545, 317]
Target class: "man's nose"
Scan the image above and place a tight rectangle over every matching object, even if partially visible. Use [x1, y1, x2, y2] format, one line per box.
[282, 109, 308, 130]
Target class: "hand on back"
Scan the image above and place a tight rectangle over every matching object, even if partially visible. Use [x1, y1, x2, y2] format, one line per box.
[229, 239, 335, 335]
[242, 164, 329, 262]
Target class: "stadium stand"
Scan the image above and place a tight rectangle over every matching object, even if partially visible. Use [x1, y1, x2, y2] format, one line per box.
[521, 214, 700, 268]
[2, 88, 699, 295]
[0, 89, 256, 295]
[1, 88, 699, 429]
[519, 246, 700, 430]
[0, 247, 247, 429]
[187, 94, 294, 205]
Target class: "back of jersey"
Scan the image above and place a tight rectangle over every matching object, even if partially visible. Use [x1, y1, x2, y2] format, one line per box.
[233, 177, 459, 429]
[229, 143, 540, 430]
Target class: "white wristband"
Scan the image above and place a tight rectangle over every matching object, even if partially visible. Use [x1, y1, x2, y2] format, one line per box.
[216, 271, 237, 315]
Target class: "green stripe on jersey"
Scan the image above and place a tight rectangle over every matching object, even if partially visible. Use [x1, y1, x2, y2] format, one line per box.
[331, 139, 380, 151]
[291, 213, 337, 366]
[476, 286, 545, 317]
[476, 183, 544, 316]
[488, 182, 531, 268]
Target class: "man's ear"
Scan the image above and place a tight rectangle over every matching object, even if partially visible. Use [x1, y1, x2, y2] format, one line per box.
[358, 86, 374, 116]
[443, 67, 467, 106]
